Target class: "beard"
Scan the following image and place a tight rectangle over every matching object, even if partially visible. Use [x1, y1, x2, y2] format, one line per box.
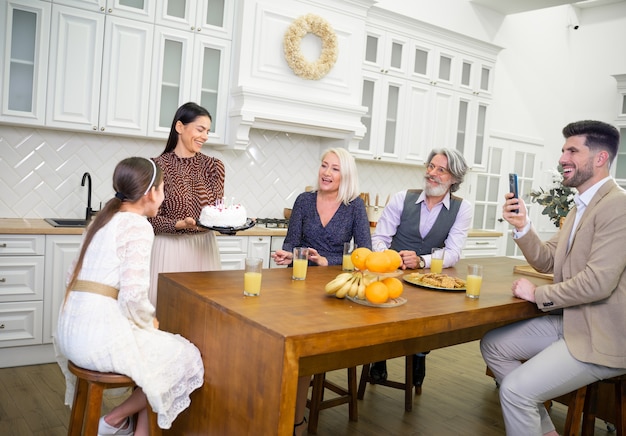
[562, 157, 594, 188]
[424, 176, 452, 197]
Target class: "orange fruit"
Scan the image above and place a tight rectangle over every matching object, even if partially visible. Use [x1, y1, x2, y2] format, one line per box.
[384, 249, 402, 271]
[365, 251, 392, 273]
[351, 247, 372, 271]
[365, 281, 389, 304]
[382, 277, 403, 299]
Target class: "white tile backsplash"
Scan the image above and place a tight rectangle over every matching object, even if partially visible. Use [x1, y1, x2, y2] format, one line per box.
[0, 125, 420, 220]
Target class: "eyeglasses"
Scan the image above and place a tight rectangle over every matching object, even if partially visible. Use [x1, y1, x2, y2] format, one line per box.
[426, 163, 450, 175]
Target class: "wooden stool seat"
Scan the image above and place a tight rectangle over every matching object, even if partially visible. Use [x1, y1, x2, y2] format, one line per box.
[306, 367, 358, 434]
[67, 361, 161, 435]
[563, 375, 626, 436]
[357, 355, 416, 412]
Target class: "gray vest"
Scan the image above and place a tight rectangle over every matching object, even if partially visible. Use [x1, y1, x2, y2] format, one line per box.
[390, 189, 462, 255]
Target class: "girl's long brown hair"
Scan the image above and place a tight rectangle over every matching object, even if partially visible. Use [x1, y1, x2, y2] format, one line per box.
[63, 157, 163, 304]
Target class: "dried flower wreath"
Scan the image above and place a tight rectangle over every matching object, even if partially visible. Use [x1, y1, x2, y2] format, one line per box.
[283, 13, 338, 80]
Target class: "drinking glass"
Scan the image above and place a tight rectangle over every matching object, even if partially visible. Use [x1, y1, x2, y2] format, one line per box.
[431, 247, 445, 274]
[466, 264, 483, 299]
[292, 247, 309, 280]
[244, 257, 263, 296]
[342, 242, 355, 271]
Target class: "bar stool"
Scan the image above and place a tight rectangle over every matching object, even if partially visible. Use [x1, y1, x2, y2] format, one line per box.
[67, 361, 161, 436]
[306, 367, 358, 434]
[563, 375, 626, 436]
[357, 355, 416, 412]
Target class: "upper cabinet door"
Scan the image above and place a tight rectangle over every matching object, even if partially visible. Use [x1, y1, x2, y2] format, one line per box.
[156, 0, 233, 38]
[458, 56, 494, 97]
[190, 36, 231, 145]
[147, 26, 194, 138]
[98, 16, 154, 136]
[46, 5, 104, 131]
[0, 0, 51, 126]
[47, 4, 153, 136]
[363, 29, 408, 78]
[53, 0, 156, 23]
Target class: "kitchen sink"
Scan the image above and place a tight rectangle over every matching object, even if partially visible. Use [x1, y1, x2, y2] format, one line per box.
[45, 218, 88, 227]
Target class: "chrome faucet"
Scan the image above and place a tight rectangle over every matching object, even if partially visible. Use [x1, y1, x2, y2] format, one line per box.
[81, 172, 92, 221]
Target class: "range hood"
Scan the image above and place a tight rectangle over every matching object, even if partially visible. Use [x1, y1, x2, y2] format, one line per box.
[227, 86, 367, 149]
[221, 0, 374, 150]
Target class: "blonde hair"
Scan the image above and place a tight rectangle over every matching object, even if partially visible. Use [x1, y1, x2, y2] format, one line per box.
[317, 148, 360, 205]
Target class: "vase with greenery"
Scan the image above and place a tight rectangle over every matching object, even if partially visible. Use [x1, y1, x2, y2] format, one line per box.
[529, 166, 576, 228]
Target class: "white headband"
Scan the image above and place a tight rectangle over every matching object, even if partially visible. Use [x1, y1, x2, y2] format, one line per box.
[144, 159, 157, 196]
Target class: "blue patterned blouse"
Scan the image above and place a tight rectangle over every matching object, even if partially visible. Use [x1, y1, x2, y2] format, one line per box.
[282, 191, 372, 266]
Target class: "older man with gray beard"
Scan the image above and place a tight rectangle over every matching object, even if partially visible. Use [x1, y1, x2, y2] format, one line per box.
[367, 148, 473, 392]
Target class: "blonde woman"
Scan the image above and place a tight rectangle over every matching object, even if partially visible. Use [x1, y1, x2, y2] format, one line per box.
[271, 148, 371, 435]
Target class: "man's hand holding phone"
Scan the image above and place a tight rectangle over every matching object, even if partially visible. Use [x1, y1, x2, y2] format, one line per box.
[503, 173, 528, 231]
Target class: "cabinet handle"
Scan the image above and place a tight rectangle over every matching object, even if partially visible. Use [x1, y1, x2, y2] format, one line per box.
[191, 26, 196, 31]
[100, 127, 105, 131]
[0, 243, 6, 247]
[0, 324, 4, 329]
[100, 7, 105, 12]
[475, 242, 490, 245]
[197, 27, 202, 32]
[0, 278, 5, 282]
[92, 126, 97, 130]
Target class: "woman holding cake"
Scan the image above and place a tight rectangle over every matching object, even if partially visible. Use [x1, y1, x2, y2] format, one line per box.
[271, 147, 371, 436]
[147, 102, 225, 306]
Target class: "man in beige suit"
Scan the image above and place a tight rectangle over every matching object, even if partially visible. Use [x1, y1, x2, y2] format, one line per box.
[481, 120, 626, 436]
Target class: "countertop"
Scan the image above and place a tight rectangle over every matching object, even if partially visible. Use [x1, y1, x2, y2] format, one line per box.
[0, 218, 288, 236]
[0, 218, 502, 238]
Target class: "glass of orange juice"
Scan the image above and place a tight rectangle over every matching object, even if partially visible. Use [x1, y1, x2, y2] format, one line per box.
[292, 247, 309, 280]
[342, 242, 355, 271]
[244, 257, 263, 296]
[466, 264, 483, 299]
[430, 247, 445, 274]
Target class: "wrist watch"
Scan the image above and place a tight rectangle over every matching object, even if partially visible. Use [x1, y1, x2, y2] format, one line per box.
[418, 256, 425, 269]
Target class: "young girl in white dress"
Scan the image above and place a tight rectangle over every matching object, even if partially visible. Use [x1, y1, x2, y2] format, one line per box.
[55, 157, 204, 435]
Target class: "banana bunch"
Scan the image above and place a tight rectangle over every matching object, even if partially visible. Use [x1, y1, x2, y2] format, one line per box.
[325, 272, 379, 300]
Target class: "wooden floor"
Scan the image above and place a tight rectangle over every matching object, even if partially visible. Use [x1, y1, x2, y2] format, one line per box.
[0, 341, 617, 435]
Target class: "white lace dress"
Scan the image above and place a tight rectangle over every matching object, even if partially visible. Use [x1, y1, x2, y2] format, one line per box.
[55, 212, 204, 429]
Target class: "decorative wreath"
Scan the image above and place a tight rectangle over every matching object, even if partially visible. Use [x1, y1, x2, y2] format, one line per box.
[283, 13, 338, 80]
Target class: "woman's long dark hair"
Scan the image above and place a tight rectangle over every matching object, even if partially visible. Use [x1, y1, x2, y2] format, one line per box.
[161, 102, 212, 155]
[63, 157, 163, 304]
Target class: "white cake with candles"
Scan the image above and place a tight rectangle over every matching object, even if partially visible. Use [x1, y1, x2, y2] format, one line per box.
[199, 200, 247, 228]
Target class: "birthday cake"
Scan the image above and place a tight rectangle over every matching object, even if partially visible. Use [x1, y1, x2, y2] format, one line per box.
[199, 203, 247, 228]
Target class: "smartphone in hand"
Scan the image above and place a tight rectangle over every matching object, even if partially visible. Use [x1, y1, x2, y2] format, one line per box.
[509, 173, 519, 214]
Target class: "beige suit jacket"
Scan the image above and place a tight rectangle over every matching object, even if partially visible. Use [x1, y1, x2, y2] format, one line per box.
[516, 179, 626, 369]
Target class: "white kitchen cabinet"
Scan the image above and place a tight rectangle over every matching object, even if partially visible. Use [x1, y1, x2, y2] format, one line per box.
[402, 80, 456, 164]
[46, 4, 154, 136]
[43, 235, 81, 344]
[53, 0, 155, 23]
[215, 235, 247, 270]
[0, 0, 50, 126]
[461, 236, 501, 258]
[410, 42, 457, 91]
[156, 0, 233, 39]
[455, 96, 490, 169]
[248, 236, 270, 269]
[357, 8, 500, 167]
[0, 234, 45, 350]
[363, 27, 409, 78]
[148, 26, 230, 144]
[352, 71, 405, 162]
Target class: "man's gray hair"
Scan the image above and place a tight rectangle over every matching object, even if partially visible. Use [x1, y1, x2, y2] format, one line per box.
[426, 148, 468, 193]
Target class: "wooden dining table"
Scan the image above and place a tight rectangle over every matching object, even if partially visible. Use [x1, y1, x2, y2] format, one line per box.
[156, 256, 551, 435]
